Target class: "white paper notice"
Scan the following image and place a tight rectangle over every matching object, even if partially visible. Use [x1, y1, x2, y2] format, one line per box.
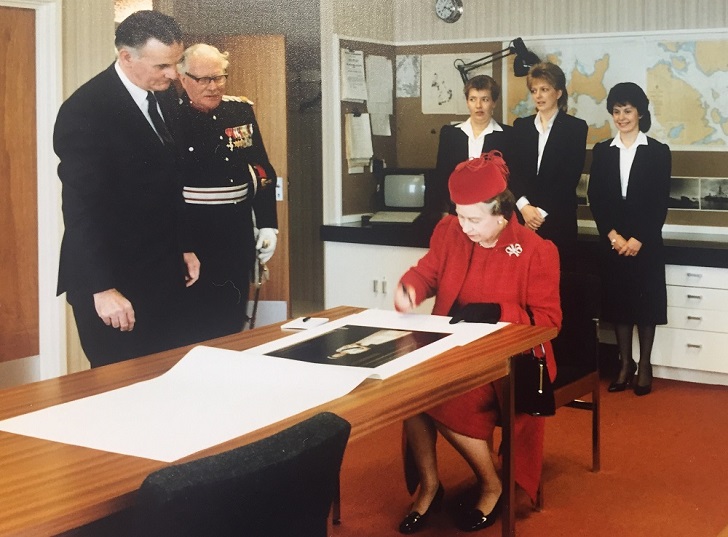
[370, 113, 391, 136]
[0, 347, 372, 462]
[345, 113, 374, 169]
[340, 48, 367, 102]
[365, 55, 393, 115]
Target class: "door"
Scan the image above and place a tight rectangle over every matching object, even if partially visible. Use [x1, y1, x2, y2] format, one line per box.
[193, 34, 290, 320]
[0, 6, 38, 363]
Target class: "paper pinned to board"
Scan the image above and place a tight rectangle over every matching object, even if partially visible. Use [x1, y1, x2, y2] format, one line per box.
[340, 48, 367, 102]
[345, 113, 373, 171]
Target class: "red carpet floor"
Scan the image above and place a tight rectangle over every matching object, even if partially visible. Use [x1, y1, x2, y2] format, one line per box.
[332, 377, 728, 536]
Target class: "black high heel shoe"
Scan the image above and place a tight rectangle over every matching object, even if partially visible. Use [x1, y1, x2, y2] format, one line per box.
[608, 360, 637, 392]
[634, 366, 653, 396]
[456, 494, 503, 532]
[398, 484, 444, 534]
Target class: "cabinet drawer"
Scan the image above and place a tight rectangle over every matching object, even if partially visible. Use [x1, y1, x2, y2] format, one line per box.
[667, 285, 728, 312]
[648, 327, 728, 374]
[666, 265, 728, 290]
[666, 307, 728, 333]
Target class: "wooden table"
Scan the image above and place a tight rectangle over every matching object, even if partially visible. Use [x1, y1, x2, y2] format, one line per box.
[0, 306, 556, 537]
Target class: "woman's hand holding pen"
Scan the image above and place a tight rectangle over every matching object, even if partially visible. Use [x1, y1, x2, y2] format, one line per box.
[395, 283, 416, 313]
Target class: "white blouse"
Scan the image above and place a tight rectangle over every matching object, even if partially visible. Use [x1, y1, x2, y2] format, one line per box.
[458, 117, 502, 159]
[610, 131, 648, 198]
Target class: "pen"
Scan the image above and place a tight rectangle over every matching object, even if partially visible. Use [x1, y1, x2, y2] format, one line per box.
[302, 316, 311, 322]
[401, 283, 414, 308]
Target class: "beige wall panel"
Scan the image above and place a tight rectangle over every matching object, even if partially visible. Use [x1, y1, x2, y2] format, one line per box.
[61, 0, 116, 373]
[392, 0, 728, 43]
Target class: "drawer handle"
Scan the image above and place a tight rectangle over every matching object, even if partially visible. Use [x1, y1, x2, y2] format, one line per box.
[686, 316, 702, 321]
[686, 272, 703, 278]
[686, 343, 703, 349]
[686, 294, 703, 300]
[373, 280, 378, 293]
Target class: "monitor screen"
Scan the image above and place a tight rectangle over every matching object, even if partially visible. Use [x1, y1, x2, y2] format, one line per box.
[382, 172, 426, 210]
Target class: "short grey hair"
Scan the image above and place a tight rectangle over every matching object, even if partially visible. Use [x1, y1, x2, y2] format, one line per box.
[481, 189, 516, 219]
[177, 43, 230, 74]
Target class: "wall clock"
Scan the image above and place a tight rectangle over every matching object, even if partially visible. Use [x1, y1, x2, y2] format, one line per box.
[434, 0, 463, 23]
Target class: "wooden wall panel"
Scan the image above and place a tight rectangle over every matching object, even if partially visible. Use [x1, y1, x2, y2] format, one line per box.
[202, 34, 290, 307]
[0, 6, 38, 362]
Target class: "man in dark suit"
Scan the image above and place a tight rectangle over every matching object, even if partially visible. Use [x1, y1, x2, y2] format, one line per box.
[54, 10, 200, 367]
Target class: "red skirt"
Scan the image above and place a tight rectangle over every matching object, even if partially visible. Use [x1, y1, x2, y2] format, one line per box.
[426, 379, 545, 503]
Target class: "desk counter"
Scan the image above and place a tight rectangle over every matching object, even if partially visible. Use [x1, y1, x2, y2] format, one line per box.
[321, 221, 728, 269]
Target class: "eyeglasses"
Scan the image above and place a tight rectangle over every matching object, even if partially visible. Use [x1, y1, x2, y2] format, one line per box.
[184, 72, 228, 86]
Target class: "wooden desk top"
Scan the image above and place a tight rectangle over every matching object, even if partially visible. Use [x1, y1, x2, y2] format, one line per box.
[0, 306, 556, 536]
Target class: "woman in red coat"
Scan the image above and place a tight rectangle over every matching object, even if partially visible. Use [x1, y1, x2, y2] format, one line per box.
[394, 152, 561, 533]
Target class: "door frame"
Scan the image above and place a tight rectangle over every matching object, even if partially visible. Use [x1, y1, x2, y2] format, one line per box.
[1, 0, 65, 380]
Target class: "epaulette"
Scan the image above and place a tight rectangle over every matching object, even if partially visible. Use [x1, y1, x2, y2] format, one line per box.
[222, 95, 254, 105]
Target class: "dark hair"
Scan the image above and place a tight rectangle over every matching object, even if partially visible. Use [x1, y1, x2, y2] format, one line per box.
[606, 82, 652, 132]
[485, 189, 516, 219]
[115, 10, 182, 50]
[527, 62, 568, 113]
[463, 74, 500, 102]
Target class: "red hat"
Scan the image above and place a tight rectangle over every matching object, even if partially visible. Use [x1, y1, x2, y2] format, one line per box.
[448, 150, 509, 205]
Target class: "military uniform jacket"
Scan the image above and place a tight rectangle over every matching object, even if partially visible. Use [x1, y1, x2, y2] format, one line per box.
[173, 95, 278, 282]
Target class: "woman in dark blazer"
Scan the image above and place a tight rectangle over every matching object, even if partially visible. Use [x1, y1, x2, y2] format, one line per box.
[430, 75, 513, 215]
[588, 82, 671, 396]
[509, 62, 588, 268]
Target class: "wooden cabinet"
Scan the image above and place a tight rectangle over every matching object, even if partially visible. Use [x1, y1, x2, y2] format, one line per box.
[642, 265, 728, 382]
[323, 242, 434, 313]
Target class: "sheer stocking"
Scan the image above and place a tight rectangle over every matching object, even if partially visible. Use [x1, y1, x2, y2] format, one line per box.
[613, 323, 636, 383]
[636, 325, 656, 387]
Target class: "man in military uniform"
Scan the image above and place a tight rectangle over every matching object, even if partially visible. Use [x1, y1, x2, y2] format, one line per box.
[174, 43, 278, 341]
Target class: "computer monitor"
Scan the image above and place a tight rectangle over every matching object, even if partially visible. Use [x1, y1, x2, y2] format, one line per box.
[378, 169, 428, 211]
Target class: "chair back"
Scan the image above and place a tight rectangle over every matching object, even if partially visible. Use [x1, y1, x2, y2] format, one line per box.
[551, 271, 601, 389]
[134, 412, 351, 537]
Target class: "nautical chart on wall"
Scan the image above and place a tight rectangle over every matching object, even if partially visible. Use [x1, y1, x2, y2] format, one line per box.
[504, 33, 728, 151]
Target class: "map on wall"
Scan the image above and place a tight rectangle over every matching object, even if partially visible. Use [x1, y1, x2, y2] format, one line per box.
[505, 34, 728, 151]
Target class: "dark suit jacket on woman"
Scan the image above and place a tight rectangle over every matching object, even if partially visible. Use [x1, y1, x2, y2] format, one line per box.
[587, 136, 671, 324]
[54, 63, 191, 365]
[509, 112, 588, 257]
[431, 122, 513, 214]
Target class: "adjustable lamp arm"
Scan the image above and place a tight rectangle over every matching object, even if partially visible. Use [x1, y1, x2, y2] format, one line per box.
[454, 38, 540, 84]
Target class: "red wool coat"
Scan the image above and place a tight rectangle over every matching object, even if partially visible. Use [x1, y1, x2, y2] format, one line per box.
[399, 215, 562, 501]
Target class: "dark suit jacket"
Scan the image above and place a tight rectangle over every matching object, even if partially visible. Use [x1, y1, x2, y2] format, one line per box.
[431, 122, 513, 213]
[54, 64, 187, 304]
[510, 112, 588, 251]
[587, 137, 671, 324]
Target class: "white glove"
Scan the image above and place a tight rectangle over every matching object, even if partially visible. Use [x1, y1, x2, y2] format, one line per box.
[255, 228, 278, 264]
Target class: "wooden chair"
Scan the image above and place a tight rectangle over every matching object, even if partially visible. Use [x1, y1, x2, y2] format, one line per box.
[133, 412, 351, 537]
[537, 271, 601, 509]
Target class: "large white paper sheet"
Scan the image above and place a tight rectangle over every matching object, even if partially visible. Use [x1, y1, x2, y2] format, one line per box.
[0, 311, 506, 463]
[0, 347, 372, 462]
[251, 309, 506, 380]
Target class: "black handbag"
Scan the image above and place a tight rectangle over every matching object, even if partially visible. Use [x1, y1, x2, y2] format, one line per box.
[513, 344, 555, 417]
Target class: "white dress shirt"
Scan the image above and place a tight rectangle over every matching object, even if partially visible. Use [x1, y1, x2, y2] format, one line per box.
[458, 117, 503, 159]
[611, 131, 649, 198]
[114, 61, 166, 138]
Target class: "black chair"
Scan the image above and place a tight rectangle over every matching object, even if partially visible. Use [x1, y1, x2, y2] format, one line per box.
[133, 411, 351, 537]
[537, 271, 601, 508]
